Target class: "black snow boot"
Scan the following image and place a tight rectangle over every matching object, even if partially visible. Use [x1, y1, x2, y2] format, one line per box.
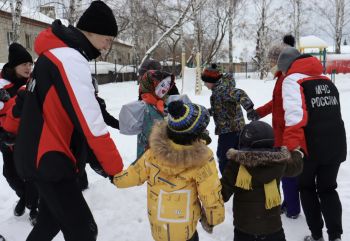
[14, 198, 25, 216]
[29, 208, 38, 226]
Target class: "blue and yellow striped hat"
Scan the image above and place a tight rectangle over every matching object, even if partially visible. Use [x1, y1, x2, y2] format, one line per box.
[167, 101, 210, 135]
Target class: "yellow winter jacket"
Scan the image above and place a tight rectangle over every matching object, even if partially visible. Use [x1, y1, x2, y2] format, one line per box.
[113, 121, 225, 241]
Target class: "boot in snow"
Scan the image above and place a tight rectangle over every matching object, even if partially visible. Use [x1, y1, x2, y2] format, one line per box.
[29, 208, 38, 226]
[304, 236, 325, 241]
[14, 198, 25, 216]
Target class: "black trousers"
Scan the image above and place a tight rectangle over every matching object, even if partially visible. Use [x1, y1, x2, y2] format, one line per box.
[77, 170, 89, 190]
[299, 161, 342, 240]
[234, 228, 286, 241]
[1, 147, 38, 209]
[2, 147, 25, 198]
[26, 179, 97, 241]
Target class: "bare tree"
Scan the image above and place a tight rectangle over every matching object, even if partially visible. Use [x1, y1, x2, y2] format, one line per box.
[0, 0, 8, 10]
[289, 0, 302, 48]
[139, 0, 197, 68]
[313, 0, 350, 53]
[228, 0, 245, 71]
[67, 0, 82, 25]
[253, 0, 271, 79]
[200, 0, 230, 65]
[10, 0, 23, 43]
[335, 0, 346, 53]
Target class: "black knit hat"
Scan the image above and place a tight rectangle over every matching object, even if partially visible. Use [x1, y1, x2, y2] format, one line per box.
[8, 43, 33, 68]
[239, 121, 274, 148]
[201, 63, 222, 83]
[138, 59, 161, 77]
[167, 101, 210, 135]
[77, 1, 118, 37]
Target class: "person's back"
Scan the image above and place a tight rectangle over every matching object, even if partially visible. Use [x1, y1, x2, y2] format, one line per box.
[209, 74, 254, 135]
[221, 121, 303, 241]
[277, 47, 347, 241]
[201, 64, 258, 173]
[113, 101, 225, 241]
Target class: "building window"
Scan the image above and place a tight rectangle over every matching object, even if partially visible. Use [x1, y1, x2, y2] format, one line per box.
[7, 32, 14, 45]
[25, 33, 32, 50]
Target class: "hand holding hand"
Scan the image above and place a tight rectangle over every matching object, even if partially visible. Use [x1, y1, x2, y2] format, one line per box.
[247, 109, 260, 121]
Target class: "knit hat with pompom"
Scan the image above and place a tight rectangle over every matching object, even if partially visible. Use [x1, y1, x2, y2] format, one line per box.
[201, 63, 222, 83]
[167, 100, 210, 135]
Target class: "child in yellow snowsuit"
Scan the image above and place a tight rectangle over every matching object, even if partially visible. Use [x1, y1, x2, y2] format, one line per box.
[113, 101, 225, 241]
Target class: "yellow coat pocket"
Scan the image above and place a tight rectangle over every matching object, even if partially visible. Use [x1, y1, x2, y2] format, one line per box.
[157, 189, 191, 223]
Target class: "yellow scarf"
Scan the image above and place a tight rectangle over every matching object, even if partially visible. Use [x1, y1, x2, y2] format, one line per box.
[235, 165, 281, 209]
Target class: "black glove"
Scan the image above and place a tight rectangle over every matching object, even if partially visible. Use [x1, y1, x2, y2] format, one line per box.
[96, 96, 106, 109]
[0, 128, 16, 147]
[12, 90, 26, 118]
[247, 109, 260, 121]
[207, 108, 213, 116]
[0, 89, 10, 102]
[109, 175, 114, 183]
[291, 148, 304, 162]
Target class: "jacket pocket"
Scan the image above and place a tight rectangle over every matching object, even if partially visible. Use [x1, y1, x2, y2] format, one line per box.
[157, 189, 191, 223]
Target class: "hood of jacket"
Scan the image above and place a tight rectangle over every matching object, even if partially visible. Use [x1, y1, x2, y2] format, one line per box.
[34, 20, 100, 61]
[286, 54, 323, 76]
[149, 121, 213, 175]
[226, 146, 291, 167]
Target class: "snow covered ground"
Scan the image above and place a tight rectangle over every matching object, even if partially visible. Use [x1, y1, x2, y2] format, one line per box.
[1, 73, 349, 241]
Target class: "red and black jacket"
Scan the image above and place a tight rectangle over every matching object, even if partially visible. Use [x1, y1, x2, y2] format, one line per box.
[14, 20, 123, 181]
[281, 55, 346, 164]
[0, 64, 27, 127]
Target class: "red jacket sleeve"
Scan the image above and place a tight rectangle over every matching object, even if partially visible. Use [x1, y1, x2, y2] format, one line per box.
[256, 100, 272, 118]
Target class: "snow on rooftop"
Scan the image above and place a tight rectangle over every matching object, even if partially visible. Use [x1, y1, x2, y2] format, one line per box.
[300, 35, 329, 49]
[0, 1, 55, 25]
[89, 61, 135, 74]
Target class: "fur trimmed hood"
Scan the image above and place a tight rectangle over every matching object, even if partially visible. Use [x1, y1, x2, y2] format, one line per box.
[149, 121, 212, 174]
[226, 146, 291, 167]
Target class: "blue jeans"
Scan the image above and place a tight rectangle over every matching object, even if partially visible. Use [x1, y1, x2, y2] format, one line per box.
[281, 176, 301, 217]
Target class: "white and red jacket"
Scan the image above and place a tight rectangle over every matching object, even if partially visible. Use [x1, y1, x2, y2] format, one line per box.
[14, 20, 123, 181]
[279, 55, 346, 163]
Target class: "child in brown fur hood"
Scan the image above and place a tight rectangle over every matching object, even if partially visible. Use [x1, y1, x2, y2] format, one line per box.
[221, 121, 303, 241]
[113, 101, 224, 241]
